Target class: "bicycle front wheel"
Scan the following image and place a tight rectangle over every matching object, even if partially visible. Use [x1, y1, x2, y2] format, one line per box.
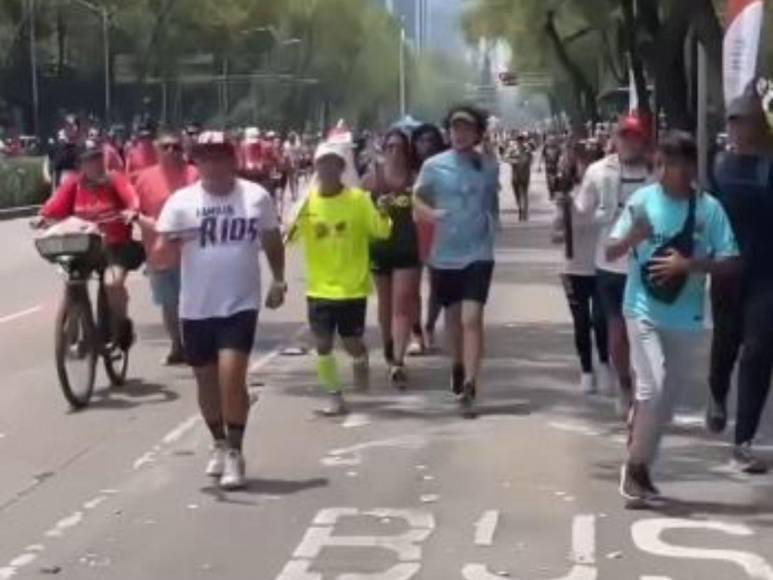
[55, 287, 98, 409]
[97, 285, 130, 386]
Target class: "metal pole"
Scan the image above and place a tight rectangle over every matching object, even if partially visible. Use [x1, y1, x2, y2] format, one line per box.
[29, 0, 40, 136]
[399, 26, 406, 117]
[103, 10, 111, 124]
[697, 42, 709, 188]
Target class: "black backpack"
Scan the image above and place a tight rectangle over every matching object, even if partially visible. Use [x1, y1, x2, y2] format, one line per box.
[638, 194, 697, 304]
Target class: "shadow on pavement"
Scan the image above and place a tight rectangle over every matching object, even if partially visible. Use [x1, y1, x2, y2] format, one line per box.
[87, 379, 180, 410]
[199, 477, 329, 504]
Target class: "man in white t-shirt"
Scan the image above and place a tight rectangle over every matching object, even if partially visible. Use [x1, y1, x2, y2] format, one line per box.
[575, 116, 653, 419]
[156, 131, 286, 490]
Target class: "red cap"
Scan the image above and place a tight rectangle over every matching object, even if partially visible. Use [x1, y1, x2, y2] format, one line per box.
[617, 115, 648, 139]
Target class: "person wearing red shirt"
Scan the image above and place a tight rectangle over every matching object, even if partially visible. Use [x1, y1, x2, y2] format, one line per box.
[40, 141, 140, 349]
[103, 140, 125, 173]
[135, 131, 199, 365]
[126, 124, 159, 181]
[238, 127, 266, 184]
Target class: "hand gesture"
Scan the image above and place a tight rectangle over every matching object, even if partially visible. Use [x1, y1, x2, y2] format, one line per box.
[648, 249, 691, 284]
[265, 281, 287, 310]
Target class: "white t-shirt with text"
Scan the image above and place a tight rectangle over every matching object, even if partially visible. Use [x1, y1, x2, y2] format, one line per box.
[156, 179, 278, 320]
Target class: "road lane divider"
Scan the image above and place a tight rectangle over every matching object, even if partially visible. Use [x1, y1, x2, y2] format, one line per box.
[0, 306, 42, 324]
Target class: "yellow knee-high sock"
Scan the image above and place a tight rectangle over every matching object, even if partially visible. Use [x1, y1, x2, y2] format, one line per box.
[317, 354, 341, 394]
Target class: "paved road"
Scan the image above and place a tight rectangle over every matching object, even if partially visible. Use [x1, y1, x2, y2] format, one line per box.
[1, 170, 773, 580]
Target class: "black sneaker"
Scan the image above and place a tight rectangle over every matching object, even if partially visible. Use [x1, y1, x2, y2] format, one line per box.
[619, 462, 653, 502]
[732, 443, 769, 475]
[638, 465, 661, 497]
[705, 396, 728, 434]
[450, 363, 464, 395]
[389, 364, 408, 391]
[384, 340, 395, 365]
[459, 381, 477, 419]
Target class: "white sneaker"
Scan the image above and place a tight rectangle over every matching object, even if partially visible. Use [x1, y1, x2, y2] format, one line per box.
[205, 441, 227, 477]
[596, 364, 615, 396]
[580, 373, 597, 395]
[219, 449, 247, 490]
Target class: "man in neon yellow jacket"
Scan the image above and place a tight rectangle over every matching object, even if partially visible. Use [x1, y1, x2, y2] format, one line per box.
[290, 142, 391, 416]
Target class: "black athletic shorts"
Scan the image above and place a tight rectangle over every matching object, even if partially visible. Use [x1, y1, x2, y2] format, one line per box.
[181, 310, 258, 367]
[432, 261, 495, 307]
[307, 298, 367, 338]
[596, 270, 627, 321]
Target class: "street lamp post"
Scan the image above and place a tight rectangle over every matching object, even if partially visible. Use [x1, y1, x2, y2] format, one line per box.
[399, 22, 406, 117]
[28, 0, 40, 136]
[72, 0, 111, 123]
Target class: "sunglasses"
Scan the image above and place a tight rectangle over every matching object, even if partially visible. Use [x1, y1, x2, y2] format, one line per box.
[160, 143, 183, 152]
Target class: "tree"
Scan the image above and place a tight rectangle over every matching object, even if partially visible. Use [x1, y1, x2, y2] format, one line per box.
[463, 0, 728, 129]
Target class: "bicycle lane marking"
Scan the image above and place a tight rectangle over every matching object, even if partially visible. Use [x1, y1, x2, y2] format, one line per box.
[0, 324, 307, 579]
[0, 306, 42, 324]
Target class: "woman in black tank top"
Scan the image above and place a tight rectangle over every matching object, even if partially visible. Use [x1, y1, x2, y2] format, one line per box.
[362, 129, 421, 388]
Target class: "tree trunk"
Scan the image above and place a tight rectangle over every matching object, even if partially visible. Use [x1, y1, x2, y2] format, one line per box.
[645, 2, 692, 128]
[600, 28, 626, 86]
[544, 10, 599, 124]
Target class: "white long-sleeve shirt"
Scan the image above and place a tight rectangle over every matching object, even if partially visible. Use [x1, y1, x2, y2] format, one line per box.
[573, 154, 652, 274]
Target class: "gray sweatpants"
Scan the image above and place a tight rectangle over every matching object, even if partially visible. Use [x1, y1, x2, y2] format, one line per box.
[626, 318, 700, 466]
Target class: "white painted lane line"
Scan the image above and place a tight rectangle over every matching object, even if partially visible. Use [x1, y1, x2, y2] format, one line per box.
[473, 510, 499, 546]
[249, 326, 308, 373]
[0, 306, 41, 324]
[44, 511, 84, 538]
[632, 518, 773, 580]
[161, 415, 200, 445]
[342, 413, 371, 429]
[571, 515, 596, 565]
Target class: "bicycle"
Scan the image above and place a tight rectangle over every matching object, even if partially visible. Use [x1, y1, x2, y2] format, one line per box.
[33, 216, 132, 409]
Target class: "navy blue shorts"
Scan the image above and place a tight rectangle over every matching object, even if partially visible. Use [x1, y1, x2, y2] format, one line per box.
[431, 261, 495, 307]
[181, 310, 258, 367]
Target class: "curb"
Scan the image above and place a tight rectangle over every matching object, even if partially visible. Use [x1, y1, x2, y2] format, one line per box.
[0, 205, 41, 221]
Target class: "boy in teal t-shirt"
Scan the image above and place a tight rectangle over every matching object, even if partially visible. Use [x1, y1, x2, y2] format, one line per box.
[606, 131, 740, 507]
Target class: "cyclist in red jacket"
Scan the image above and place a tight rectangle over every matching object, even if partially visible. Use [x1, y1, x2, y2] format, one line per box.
[40, 141, 140, 349]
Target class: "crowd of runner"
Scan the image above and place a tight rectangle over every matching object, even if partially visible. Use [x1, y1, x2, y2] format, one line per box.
[33, 92, 773, 507]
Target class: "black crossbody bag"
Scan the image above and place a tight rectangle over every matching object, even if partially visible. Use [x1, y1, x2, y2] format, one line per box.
[637, 194, 697, 304]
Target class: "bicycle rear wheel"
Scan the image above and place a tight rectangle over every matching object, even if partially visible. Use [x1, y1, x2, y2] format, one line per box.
[55, 287, 98, 409]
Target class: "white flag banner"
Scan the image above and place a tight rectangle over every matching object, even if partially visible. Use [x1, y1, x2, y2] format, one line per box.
[723, 0, 765, 105]
[629, 67, 639, 113]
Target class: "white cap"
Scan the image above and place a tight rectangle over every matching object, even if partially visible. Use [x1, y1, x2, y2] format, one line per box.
[313, 142, 348, 164]
[244, 127, 260, 141]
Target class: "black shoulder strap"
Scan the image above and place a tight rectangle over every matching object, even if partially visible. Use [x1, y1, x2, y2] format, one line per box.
[682, 193, 697, 237]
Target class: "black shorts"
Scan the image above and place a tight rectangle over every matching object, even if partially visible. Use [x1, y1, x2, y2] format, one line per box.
[307, 298, 367, 338]
[432, 261, 495, 307]
[104, 241, 145, 271]
[596, 270, 627, 321]
[181, 310, 258, 367]
[371, 254, 421, 275]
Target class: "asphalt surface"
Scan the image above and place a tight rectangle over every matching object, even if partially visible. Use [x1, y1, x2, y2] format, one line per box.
[1, 168, 773, 580]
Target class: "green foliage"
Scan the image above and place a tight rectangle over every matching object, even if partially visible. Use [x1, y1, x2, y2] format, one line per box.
[0, 157, 50, 209]
[0, 0, 474, 131]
